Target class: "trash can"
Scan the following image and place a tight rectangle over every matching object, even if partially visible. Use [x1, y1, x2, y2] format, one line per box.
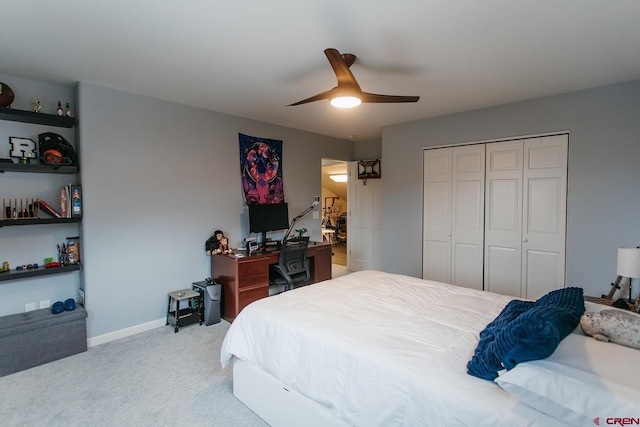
[192, 279, 222, 325]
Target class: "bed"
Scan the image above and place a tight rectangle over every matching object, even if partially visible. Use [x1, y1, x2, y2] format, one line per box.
[221, 270, 640, 427]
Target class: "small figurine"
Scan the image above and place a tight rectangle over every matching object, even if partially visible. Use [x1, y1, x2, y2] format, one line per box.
[2, 261, 9, 272]
[205, 230, 233, 255]
[33, 99, 42, 113]
[65, 102, 72, 117]
[56, 101, 63, 116]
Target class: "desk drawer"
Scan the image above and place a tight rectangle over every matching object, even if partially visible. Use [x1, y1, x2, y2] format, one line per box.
[237, 258, 270, 288]
[239, 286, 268, 312]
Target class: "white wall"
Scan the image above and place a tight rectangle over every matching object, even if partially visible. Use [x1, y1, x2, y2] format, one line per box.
[381, 79, 640, 299]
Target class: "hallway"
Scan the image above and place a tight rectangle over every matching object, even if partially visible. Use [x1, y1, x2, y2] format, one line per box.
[331, 243, 346, 266]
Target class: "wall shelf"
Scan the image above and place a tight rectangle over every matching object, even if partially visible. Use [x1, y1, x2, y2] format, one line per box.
[0, 163, 77, 174]
[0, 108, 75, 128]
[1, 104, 81, 284]
[0, 263, 81, 282]
[0, 217, 81, 227]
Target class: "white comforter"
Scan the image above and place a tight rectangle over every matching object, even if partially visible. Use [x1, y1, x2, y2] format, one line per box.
[221, 270, 568, 427]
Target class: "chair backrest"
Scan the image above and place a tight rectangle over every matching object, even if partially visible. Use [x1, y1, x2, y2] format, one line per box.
[278, 236, 309, 275]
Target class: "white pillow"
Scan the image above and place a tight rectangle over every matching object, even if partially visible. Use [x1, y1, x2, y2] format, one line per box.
[495, 360, 640, 426]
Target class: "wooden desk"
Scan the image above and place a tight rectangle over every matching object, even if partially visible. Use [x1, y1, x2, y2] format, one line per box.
[211, 242, 332, 322]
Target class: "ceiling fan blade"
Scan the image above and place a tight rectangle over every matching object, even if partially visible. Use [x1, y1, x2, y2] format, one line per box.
[289, 49, 419, 107]
[324, 48, 361, 91]
[287, 90, 332, 106]
[360, 92, 420, 103]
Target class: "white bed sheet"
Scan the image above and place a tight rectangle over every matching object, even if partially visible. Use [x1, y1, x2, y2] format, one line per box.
[220, 270, 569, 427]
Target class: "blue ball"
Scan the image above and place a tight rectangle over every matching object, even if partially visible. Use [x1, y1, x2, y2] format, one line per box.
[64, 298, 76, 311]
[52, 301, 64, 314]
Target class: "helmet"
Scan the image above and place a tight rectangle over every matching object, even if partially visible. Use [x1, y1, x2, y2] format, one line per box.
[38, 132, 77, 165]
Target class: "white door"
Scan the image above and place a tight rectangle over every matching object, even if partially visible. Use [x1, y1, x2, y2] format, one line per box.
[423, 145, 485, 288]
[423, 148, 452, 283]
[522, 135, 568, 299]
[451, 145, 485, 290]
[485, 140, 524, 296]
[347, 161, 382, 271]
[484, 134, 568, 299]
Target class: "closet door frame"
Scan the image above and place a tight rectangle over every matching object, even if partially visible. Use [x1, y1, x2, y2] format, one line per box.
[423, 133, 568, 296]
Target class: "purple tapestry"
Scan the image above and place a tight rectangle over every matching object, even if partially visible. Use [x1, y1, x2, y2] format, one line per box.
[239, 133, 283, 204]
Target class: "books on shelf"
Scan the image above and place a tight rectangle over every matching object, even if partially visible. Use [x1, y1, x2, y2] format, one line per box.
[71, 185, 82, 218]
[59, 184, 82, 218]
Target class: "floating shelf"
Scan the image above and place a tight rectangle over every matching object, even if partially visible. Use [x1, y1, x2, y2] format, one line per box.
[0, 263, 81, 282]
[0, 108, 76, 128]
[0, 217, 81, 227]
[0, 162, 77, 174]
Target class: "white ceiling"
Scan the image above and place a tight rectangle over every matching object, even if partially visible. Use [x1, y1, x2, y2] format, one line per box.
[1, 1, 639, 141]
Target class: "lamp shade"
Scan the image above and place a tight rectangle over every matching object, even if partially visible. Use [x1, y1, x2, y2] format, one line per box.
[616, 247, 640, 278]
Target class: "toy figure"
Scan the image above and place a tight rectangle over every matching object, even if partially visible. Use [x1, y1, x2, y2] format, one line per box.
[205, 230, 233, 255]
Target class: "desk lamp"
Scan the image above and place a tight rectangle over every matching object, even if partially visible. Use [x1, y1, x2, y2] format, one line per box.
[282, 197, 320, 244]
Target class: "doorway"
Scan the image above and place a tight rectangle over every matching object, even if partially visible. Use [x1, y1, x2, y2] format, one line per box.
[321, 159, 347, 268]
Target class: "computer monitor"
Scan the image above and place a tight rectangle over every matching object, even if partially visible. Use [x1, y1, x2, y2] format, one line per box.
[248, 202, 290, 245]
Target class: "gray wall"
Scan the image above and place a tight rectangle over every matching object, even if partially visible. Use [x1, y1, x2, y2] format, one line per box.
[76, 82, 353, 339]
[0, 76, 353, 340]
[382, 79, 640, 298]
[354, 138, 382, 160]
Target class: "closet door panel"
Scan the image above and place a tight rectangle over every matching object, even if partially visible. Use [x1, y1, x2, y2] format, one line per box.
[484, 140, 523, 296]
[522, 135, 567, 298]
[423, 148, 452, 282]
[524, 249, 562, 300]
[486, 246, 520, 296]
[453, 242, 484, 290]
[451, 145, 485, 289]
[424, 240, 450, 283]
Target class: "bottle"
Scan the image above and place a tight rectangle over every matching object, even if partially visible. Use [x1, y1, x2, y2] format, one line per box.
[65, 102, 72, 117]
[56, 101, 64, 116]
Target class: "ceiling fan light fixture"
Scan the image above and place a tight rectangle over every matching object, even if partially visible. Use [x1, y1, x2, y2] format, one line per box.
[330, 96, 361, 108]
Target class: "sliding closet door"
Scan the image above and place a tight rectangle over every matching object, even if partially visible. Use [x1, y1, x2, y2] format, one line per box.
[484, 135, 567, 299]
[423, 145, 484, 289]
[451, 145, 485, 289]
[485, 140, 524, 296]
[522, 135, 568, 299]
[423, 148, 452, 283]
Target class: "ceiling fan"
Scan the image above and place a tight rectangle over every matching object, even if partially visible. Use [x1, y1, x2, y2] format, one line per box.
[288, 48, 420, 108]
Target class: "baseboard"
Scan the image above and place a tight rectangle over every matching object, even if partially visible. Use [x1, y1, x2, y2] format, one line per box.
[87, 317, 165, 347]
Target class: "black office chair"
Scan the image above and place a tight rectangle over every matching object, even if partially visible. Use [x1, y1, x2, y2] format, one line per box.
[269, 236, 311, 294]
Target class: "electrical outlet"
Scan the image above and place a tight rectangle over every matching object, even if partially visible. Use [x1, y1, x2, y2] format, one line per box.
[39, 300, 50, 309]
[312, 211, 319, 219]
[25, 302, 36, 312]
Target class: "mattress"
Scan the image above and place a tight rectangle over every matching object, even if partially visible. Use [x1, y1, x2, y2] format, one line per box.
[220, 270, 573, 426]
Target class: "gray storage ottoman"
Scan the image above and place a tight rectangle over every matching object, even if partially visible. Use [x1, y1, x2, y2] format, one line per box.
[0, 306, 87, 376]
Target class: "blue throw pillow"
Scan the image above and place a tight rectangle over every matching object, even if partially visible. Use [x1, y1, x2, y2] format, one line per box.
[467, 287, 584, 381]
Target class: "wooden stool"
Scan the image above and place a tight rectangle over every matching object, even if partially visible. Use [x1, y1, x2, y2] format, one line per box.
[166, 289, 202, 333]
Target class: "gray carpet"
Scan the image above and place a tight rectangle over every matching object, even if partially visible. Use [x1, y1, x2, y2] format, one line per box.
[0, 320, 268, 427]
